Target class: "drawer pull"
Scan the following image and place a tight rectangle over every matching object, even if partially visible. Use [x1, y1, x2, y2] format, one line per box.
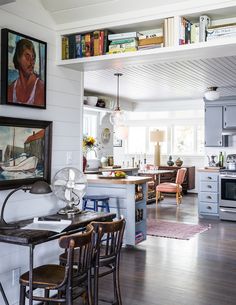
[207, 206, 212, 210]
[207, 196, 212, 199]
[207, 185, 212, 189]
[207, 176, 212, 180]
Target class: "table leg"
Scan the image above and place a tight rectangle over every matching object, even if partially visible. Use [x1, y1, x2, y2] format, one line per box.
[0, 282, 9, 305]
[29, 245, 35, 305]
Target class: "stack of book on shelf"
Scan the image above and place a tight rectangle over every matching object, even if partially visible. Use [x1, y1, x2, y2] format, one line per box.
[61, 30, 109, 60]
[138, 34, 164, 50]
[164, 17, 175, 47]
[207, 23, 236, 41]
[107, 32, 138, 54]
[135, 231, 144, 244]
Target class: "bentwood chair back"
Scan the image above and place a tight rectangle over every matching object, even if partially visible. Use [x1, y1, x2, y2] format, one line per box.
[19, 224, 94, 305]
[156, 168, 187, 205]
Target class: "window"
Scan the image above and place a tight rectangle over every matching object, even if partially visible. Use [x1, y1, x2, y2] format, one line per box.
[83, 113, 97, 138]
[127, 127, 146, 154]
[197, 125, 204, 154]
[173, 126, 194, 154]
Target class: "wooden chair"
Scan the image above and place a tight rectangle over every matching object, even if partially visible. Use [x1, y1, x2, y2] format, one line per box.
[59, 217, 126, 305]
[19, 224, 94, 305]
[156, 168, 187, 205]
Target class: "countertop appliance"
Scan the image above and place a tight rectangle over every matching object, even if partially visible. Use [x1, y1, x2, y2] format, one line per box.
[219, 154, 236, 220]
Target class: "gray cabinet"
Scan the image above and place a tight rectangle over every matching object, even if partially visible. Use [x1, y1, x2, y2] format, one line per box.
[198, 171, 219, 218]
[223, 105, 236, 129]
[205, 106, 224, 147]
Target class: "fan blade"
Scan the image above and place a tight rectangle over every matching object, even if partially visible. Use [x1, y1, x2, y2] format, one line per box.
[54, 179, 66, 186]
[65, 188, 71, 201]
[68, 168, 75, 182]
[74, 184, 86, 191]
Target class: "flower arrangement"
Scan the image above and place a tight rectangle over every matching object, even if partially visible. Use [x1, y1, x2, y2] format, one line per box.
[83, 135, 99, 156]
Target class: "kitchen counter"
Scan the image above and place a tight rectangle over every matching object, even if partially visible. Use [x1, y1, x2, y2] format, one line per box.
[197, 167, 220, 172]
[85, 167, 138, 174]
[86, 174, 152, 185]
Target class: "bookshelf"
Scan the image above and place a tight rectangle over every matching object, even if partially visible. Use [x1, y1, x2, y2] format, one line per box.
[56, 3, 236, 71]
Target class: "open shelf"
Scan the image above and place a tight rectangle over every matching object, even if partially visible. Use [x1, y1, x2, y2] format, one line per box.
[84, 105, 112, 112]
[57, 37, 236, 72]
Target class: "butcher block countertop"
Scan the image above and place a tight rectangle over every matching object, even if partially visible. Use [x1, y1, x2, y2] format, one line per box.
[86, 174, 152, 185]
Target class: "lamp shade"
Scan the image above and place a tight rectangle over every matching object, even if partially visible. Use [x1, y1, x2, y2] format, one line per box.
[204, 87, 220, 101]
[30, 181, 52, 194]
[150, 130, 165, 142]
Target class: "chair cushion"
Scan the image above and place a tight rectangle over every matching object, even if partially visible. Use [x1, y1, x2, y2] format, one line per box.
[156, 183, 182, 193]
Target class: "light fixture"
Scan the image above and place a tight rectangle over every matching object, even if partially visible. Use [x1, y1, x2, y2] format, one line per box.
[0, 181, 52, 230]
[150, 130, 165, 167]
[204, 87, 220, 101]
[110, 73, 126, 126]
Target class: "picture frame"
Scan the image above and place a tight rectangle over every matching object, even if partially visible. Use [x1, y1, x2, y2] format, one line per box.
[1, 28, 47, 109]
[113, 136, 122, 147]
[0, 116, 52, 190]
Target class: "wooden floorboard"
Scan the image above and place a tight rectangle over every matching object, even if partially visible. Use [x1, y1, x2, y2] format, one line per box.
[92, 194, 236, 305]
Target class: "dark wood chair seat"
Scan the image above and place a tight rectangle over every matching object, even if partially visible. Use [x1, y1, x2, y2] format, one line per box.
[19, 224, 94, 305]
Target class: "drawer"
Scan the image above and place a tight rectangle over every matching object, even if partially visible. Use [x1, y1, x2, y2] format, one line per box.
[199, 192, 218, 203]
[199, 172, 219, 182]
[200, 181, 218, 192]
[199, 202, 218, 214]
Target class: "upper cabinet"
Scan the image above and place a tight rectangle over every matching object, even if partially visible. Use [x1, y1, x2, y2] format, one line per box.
[224, 105, 236, 129]
[56, 2, 236, 71]
[205, 106, 225, 147]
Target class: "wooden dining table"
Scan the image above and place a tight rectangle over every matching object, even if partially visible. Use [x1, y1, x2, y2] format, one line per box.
[0, 211, 116, 305]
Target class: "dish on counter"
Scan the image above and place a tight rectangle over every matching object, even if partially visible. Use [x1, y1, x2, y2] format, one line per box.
[99, 171, 127, 179]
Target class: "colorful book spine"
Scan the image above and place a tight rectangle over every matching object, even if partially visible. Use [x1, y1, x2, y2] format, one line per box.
[68, 34, 76, 59]
[93, 30, 100, 56]
[110, 38, 137, 45]
[75, 34, 82, 58]
[99, 30, 104, 55]
[108, 31, 137, 41]
[81, 35, 86, 57]
[190, 23, 199, 43]
[85, 33, 91, 57]
[61, 36, 69, 59]
[103, 30, 109, 54]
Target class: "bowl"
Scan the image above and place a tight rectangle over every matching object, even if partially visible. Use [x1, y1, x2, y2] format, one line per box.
[86, 96, 98, 106]
[102, 171, 111, 177]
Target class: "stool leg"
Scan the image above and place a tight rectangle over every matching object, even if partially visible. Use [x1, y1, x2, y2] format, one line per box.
[83, 199, 87, 211]
[19, 285, 26, 305]
[105, 199, 110, 213]
[94, 200, 98, 212]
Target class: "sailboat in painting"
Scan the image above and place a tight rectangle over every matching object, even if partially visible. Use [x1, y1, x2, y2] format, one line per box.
[0, 128, 39, 173]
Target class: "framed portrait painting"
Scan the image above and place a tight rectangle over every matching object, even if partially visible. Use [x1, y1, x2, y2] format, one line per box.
[113, 136, 122, 147]
[1, 28, 47, 109]
[0, 117, 52, 190]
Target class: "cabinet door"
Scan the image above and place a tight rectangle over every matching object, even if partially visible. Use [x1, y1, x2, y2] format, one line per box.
[205, 106, 223, 147]
[224, 105, 236, 129]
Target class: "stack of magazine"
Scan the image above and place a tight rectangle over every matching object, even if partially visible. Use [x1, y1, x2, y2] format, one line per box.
[22, 217, 71, 233]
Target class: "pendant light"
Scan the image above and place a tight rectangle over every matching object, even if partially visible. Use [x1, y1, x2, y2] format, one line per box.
[110, 73, 126, 126]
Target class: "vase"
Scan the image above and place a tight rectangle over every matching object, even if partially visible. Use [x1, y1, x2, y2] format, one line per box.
[175, 157, 183, 167]
[167, 155, 174, 166]
[83, 155, 87, 172]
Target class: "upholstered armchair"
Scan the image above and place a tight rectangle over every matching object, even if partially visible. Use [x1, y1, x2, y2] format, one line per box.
[156, 168, 187, 205]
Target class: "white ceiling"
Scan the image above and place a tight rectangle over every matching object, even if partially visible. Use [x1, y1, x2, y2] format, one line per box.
[39, 0, 236, 105]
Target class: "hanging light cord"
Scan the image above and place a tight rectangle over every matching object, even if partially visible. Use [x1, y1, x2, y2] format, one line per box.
[114, 73, 122, 111]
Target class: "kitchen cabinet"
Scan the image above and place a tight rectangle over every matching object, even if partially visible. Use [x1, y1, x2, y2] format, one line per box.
[223, 105, 236, 129]
[198, 171, 219, 218]
[205, 106, 224, 147]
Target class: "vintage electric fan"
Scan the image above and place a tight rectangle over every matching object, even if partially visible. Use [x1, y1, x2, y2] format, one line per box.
[52, 167, 87, 215]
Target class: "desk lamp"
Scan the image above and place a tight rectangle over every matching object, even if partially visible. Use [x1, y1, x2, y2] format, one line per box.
[150, 130, 165, 167]
[0, 181, 52, 230]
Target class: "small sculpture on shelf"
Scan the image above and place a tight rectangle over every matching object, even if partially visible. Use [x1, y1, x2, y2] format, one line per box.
[167, 155, 174, 166]
[175, 157, 183, 167]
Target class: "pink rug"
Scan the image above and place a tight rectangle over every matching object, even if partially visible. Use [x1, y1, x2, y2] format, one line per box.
[147, 219, 210, 240]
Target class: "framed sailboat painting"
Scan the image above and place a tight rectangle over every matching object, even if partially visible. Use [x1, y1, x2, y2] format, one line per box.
[0, 116, 52, 189]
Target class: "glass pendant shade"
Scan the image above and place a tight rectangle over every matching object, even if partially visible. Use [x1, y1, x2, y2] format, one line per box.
[204, 87, 220, 101]
[110, 73, 126, 126]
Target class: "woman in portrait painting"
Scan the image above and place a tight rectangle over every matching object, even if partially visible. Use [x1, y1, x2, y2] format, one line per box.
[7, 39, 45, 106]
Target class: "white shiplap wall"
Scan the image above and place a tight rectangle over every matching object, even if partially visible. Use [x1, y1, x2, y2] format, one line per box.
[0, 3, 83, 305]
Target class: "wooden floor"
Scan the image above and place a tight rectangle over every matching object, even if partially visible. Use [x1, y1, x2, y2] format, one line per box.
[95, 194, 236, 305]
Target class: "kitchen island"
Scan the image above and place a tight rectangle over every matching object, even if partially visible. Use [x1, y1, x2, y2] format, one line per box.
[86, 174, 152, 246]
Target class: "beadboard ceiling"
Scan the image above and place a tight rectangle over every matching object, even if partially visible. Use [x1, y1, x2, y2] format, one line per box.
[84, 55, 236, 103]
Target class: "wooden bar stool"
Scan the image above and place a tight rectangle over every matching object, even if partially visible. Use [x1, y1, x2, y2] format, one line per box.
[59, 217, 126, 305]
[83, 195, 110, 212]
[19, 224, 94, 305]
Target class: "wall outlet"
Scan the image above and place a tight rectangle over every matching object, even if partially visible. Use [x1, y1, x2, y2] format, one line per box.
[12, 268, 20, 286]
